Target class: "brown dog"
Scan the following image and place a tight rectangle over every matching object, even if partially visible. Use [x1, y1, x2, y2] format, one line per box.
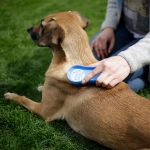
[4, 11, 150, 150]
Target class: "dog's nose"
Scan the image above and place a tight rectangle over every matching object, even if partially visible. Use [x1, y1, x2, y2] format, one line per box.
[27, 26, 33, 32]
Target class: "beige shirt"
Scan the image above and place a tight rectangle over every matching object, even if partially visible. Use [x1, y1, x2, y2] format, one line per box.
[101, 0, 150, 82]
[119, 33, 150, 82]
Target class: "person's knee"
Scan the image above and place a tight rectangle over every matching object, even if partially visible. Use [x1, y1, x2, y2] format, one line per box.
[127, 76, 149, 92]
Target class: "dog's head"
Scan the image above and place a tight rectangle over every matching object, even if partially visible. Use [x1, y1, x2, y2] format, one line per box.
[27, 11, 90, 48]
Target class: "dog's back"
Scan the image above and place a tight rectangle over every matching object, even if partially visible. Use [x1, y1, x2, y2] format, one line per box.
[64, 82, 150, 150]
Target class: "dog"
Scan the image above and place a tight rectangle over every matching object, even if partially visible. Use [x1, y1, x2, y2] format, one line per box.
[4, 11, 150, 150]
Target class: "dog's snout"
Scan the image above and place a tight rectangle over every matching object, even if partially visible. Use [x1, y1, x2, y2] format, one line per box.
[27, 26, 33, 32]
[27, 26, 40, 43]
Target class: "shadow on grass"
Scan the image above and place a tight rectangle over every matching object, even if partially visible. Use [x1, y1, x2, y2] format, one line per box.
[49, 120, 111, 150]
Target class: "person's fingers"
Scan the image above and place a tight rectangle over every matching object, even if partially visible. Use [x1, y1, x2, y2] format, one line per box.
[91, 37, 107, 59]
[82, 64, 103, 84]
[100, 75, 115, 87]
[92, 40, 101, 57]
[101, 40, 108, 57]
[106, 78, 121, 88]
[95, 71, 109, 86]
[108, 39, 115, 54]
[99, 49, 105, 59]
[91, 41, 94, 51]
[95, 48, 100, 58]
[87, 61, 102, 67]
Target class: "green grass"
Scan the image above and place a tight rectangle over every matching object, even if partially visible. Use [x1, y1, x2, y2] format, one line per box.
[0, 0, 150, 150]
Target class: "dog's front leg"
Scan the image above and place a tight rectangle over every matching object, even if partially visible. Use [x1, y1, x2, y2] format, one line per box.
[4, 92, 42, 116]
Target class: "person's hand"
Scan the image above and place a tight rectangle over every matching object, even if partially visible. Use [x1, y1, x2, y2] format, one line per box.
[82, 56, 131, 88]
[91, 27, 115, 59]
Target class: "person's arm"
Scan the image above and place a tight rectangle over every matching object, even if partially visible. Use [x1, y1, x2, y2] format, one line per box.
[101, 0, 120, 30]
[83, 33, 150, 88]
[91, 0, 120, 59]
[119, 33, 150, 73]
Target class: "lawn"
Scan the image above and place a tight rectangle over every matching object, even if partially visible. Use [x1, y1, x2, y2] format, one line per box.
[0, 0, 150, 150]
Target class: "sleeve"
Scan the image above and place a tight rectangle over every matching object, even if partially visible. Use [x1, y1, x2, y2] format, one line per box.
[101, 0, 120, 30]
[118, 33, 150, 73]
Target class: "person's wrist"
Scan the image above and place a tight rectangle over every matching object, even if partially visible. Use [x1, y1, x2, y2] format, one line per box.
[118, 56, 131, 72]
[103, 27, 114, 32]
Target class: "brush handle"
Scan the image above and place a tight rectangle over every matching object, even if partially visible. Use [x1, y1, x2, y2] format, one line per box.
[67, 65, 100, 85]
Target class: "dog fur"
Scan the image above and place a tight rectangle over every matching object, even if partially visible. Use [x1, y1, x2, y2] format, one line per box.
[4, 11, 150, 150]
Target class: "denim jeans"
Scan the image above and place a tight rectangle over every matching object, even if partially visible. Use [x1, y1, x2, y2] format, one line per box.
[90, 21, 149, 92]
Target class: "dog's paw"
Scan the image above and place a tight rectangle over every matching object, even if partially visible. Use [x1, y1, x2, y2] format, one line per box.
[37, 86, 43, 92]
[4, 92, 18, 100]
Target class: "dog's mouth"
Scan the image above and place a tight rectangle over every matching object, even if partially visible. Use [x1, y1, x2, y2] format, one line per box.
[28, 32, 40, 43]
[27, 27, 40, 43]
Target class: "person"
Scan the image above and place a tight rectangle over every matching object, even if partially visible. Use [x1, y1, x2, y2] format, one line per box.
[82, 0, 150, 92]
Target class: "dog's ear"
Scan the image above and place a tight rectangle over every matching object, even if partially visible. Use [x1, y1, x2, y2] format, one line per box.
[39, 19, 65, 46]
[71, 11, 90, 29]
[49, 19, 65, 45]
[79, 14, 90, 29]
[51, 25, 64, 45]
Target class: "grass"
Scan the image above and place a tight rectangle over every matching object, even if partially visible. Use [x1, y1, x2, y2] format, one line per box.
[0, 0, 150, 150]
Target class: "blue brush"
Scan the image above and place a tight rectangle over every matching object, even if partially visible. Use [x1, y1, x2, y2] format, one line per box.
[67, 65, 100, 85]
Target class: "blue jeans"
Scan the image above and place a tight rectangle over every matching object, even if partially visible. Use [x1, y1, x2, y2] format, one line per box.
[90, 21, 149, 92]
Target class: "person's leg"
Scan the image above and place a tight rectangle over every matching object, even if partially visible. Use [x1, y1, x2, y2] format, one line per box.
[127, 75, 149, 92]
[125, 65, 149, 92]
[90, 20, 134, 60]
[111, 38, 141, 56]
